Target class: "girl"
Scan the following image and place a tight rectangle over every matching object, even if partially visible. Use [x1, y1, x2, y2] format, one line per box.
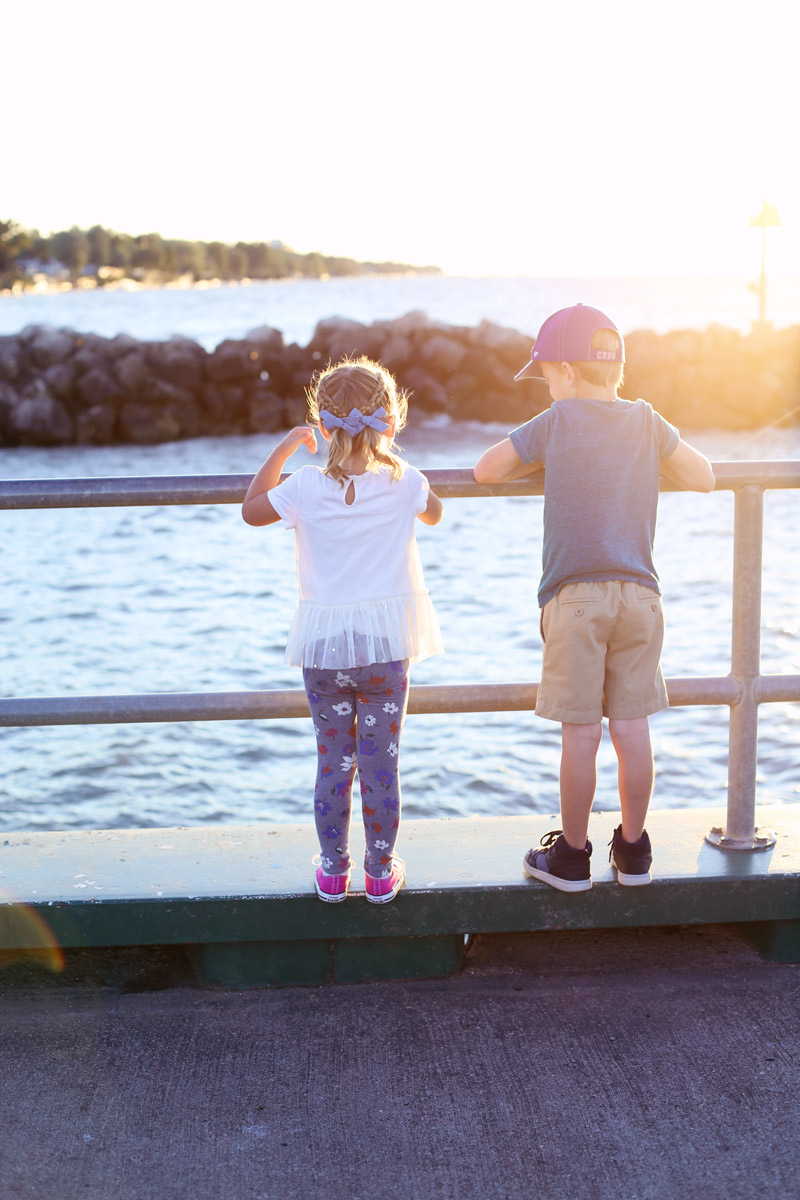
[242, 357, 443, 903]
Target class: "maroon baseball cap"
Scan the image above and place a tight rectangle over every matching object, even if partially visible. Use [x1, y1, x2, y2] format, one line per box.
[514, 304, 625, 380]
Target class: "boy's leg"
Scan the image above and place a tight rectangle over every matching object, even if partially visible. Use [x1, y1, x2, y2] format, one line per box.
[608, 717, 654, 843]
[524, 721, 596, 891]
[559, 721, 603, 850]
[352, 659, 410, 878]
[302, 667, 359, 875]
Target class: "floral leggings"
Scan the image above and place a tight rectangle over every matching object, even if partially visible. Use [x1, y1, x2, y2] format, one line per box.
[302, 660, 410, 879]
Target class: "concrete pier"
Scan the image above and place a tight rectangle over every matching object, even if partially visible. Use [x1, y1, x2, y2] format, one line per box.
[1, 924, 798, 1200]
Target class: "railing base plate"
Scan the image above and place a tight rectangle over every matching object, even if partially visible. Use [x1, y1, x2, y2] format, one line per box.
[705, 826, 777, 851]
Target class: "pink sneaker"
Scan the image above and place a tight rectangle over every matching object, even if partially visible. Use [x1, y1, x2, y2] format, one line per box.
[314, 864, 350, 903]
[365, 857, 406, 904]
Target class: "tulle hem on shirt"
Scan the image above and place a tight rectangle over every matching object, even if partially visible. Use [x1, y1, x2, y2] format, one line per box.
[284, 591, 444, 669]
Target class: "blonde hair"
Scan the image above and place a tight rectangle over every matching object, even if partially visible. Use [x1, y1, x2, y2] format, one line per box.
[574, 328, 625, 389]
[307, 357, 408, 486]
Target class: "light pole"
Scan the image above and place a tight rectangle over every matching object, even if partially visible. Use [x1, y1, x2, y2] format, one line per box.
[748, 199, 781, 325]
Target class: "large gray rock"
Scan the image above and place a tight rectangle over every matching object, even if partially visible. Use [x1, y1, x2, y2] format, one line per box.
[0, 380, 17, 440]
[28, 327, 76, 370]
[138, 379, 202, 438]
[118, 401, 182, 444]
[149, 338, 205, 392]
[42, 362, 77, 404]
[284, 394, 310, 426]
[200, 383, 247, 426]
[378, 333, 413, 371]
[71, 332, 117, 362]
[206, 339, 262, 385]
[309, 317, 385, 363]
[470, 320, 533, 367]
[11, 380, 74, 444]
[140, 378, 196, 410]
[114, 351, 150, 399]
[76, 367, 125, 412]
[109, 333, 142, 357]
[0, 336, 22, 382]
[246, 326, 284, 354]
[400, 366, 452, 413]
[389, 310, 432, 337]
[15, 324, 42, 344]
[76, 404, 116, 444]
[418, 334, 467, 376]
[247, 385, 286, 433]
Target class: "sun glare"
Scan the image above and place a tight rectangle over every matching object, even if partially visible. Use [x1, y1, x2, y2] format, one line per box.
[4, 1, 798, 278]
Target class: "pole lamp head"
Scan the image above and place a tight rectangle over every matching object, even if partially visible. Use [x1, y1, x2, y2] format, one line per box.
[749, 200, 781, 229]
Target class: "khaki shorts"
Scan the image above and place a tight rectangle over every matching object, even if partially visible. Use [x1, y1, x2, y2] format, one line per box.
[536, 581, 669, 724]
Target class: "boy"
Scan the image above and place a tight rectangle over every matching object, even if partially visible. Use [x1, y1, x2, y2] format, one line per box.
[474, 304, 715, 891]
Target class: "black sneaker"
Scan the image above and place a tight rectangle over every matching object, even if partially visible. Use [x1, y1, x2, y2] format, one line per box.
[609, 825, 652, 886]
[523, 830, 592, 893]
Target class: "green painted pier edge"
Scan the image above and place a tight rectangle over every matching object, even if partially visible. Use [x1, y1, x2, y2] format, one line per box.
[2, 806, 799, 986]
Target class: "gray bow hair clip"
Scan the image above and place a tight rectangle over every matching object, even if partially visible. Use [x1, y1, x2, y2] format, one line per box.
[319, 406, 389, 436]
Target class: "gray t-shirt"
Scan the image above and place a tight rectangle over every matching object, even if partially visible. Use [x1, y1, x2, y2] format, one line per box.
[509, 398, 680, 608]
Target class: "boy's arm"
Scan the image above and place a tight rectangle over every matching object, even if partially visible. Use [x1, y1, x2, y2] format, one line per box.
[417, 489, 444, 526]
[474, 437, 542, 484]
[241, 426, 317, 526]
[660, 439, 716, 492]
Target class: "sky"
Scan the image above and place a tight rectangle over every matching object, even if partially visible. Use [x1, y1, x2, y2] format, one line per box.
[5, 0, 799, 278]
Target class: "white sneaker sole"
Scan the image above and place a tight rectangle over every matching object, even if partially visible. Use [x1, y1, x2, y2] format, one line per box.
[314, 879, 349, 902]
[523, 852, 592, 893]
[610, 853, 652, 886]
[365, 872, 406, 903]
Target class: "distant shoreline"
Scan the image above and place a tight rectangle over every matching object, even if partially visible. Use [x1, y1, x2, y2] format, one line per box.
[1, 270, 435, 301]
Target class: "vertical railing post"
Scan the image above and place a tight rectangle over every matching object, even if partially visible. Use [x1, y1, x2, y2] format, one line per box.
[707, 483, 775, 850]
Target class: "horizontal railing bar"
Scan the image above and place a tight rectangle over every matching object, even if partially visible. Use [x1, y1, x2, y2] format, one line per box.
[0, 676, 759, 727]
[756, 674, 800, 704]
[1, 462, 798, 510]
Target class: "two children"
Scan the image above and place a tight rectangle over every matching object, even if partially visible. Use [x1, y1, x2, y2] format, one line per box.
[244, 305, 715, 900]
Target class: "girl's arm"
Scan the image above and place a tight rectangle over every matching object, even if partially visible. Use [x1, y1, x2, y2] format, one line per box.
[417, 489, 443, 526]
[474, 437, 542, 483]
[241, 426, 317, 526]
[660, 439, 716, 492]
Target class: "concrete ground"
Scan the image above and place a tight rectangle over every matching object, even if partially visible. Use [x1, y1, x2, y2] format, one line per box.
[1, 924, 798, 1200]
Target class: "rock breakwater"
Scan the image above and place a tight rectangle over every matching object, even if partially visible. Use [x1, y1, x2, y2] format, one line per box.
[0, 314, 798, 446]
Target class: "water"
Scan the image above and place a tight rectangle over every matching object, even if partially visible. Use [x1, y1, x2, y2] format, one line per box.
[3, 273, 800, 350]
[2, 420, 799, 834]
[1, 277, 799, 833]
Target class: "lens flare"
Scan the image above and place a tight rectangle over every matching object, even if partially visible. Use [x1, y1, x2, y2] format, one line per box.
[0, 889, 66, 973]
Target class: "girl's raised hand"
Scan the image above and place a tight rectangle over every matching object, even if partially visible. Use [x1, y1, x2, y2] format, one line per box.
[281, 426, 318, 456]
[242, 426, 318, 526]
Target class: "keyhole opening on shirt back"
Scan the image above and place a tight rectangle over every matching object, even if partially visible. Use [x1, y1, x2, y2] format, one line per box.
[345, 480, 355, 506]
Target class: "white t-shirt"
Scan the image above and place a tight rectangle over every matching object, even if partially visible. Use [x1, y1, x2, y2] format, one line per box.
[268, 463, 443, 669]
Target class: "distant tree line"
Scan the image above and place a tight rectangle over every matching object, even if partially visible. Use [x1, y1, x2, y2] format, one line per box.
[0, 218, 439, 286]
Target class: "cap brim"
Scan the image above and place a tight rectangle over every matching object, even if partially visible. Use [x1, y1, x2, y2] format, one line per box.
[514, 358, 545, 381]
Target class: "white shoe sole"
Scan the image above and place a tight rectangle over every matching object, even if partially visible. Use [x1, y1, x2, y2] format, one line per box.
[610, 853, 652, 886]
[523, 852, 592, 893]
[314, 878, 349, 902]
[365, 858, 406, 903]
[365, 872, 406, 903]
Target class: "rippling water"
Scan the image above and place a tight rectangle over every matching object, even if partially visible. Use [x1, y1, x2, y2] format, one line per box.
[2, 420, 799, 833]
[4, 272, 800, 349]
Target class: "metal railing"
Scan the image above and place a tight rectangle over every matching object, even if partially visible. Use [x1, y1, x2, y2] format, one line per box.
[2, 462, 799, 851]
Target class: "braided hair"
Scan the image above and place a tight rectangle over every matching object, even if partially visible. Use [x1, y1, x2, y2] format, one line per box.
[307, 357, 408, 486]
